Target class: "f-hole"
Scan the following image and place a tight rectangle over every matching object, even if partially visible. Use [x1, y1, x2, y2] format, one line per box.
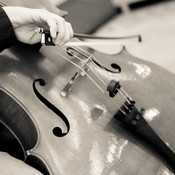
[66, 47, 121, 73]
[33, 79, 70, 137]
[111, 63, 121, 73]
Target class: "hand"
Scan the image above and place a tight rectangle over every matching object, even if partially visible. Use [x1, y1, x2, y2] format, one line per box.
[2, 6, 73, 45]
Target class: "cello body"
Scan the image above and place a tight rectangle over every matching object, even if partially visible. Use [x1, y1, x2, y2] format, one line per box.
[0, 0, 175, 175]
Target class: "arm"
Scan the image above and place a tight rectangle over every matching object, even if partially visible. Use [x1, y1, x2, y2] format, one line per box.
[0, 6, 73, 51]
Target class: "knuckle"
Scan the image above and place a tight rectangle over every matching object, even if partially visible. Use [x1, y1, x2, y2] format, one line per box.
[67, 22, 72, 28]
[66, 22, 71, 25]
[55, 15, 64, 22]
[41, 9, 47, 13]
[59, 34, 65, 40]
[59, 17, 65, 23]
[57, 31, 64, 40]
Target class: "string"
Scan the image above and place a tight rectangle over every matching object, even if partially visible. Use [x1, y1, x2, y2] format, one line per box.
[37, 28, 135, 115]
[50, 48, 126, 116]
[75, 45, 134, 103]
[67, 47, 107, 86]
[66, 47, 130, 111]
[35, 27, 136, 103]
[66, 45, 134, 106]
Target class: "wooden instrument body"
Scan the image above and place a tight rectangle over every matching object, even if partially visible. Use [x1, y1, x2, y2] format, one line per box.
[0, 0, 175, 174]
[0, 42, 175, 174]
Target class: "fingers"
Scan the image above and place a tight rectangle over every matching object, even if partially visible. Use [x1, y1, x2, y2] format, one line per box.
[54, 22, 73, 45]
[43, 11, 73, 45]
[64, 22, 74, 43]
[4, 7, 74, 45]
[54, 18, 66, 45]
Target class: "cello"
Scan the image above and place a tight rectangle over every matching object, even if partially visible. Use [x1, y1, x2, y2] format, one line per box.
[0, 0, 175, 174]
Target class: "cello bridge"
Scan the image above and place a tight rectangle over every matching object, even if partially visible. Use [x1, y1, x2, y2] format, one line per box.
[60, 59, 90, 97]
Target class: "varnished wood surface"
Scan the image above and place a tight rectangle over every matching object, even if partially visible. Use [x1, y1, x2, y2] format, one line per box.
[0, 0, 175, 175]
[0, 42, 175, 174]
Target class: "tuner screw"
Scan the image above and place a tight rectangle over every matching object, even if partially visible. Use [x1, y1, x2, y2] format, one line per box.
[134, 115, 141, 121]
[141, 107, 145, 112]
[131, 120, 137, 126]
[140, 107, 145, 115]
[107, 80, 121, 98]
